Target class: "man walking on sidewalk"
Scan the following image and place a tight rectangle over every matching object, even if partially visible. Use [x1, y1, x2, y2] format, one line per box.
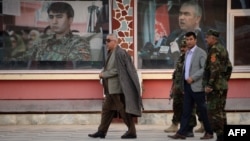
[88, 33, 143, 139]
[203, 29, 232, 141]
[164, 39, 198, 138]
[168, 32, 213, 140]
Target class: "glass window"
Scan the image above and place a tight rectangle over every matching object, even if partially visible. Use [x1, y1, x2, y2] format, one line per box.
[231, 0, 250, 9]
[228, 0, 250, 71]
[0, 0, 109, 70]
[137, 0, 227, 69]
[234, 16, 250, 66]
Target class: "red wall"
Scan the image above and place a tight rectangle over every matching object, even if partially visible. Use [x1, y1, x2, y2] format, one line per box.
[142, 79, 250, 99]
[142, 80, 172, 99]
[0, 80, 103, 99]
[226, 79, 250, 98]
[0, 79, 249, 99]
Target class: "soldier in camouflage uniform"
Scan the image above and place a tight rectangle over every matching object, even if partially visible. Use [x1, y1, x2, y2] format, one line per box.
[25, 2, 90, 61]
[203, 29, 232, 141]
[164, 39, 198, 137]
[31, 33, 90, 61]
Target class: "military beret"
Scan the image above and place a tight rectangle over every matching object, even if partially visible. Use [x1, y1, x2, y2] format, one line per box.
[206, 29, 220, 37]
[180, 39, 187, 47]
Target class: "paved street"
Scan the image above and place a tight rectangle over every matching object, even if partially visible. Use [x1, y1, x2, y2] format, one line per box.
[0, 124, 215, 141]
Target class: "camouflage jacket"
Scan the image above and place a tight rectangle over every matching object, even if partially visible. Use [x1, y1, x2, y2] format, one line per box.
[26, 33, 91, 61]
[172, 53, 185, 93]
[203, 42, 232, 90]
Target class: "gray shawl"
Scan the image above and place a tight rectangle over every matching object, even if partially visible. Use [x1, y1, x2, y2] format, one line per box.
[115, 46, 143, 117]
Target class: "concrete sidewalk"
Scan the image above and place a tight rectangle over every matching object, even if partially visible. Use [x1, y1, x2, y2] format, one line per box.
[0, 124, 215, 141]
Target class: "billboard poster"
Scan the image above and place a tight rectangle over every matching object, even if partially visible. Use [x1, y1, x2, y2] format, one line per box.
[0, 0, 109, 70]
[137, 0, 227, 69]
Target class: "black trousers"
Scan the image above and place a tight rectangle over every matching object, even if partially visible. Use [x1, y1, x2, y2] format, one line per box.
[177, 82, 213, 135]
[98, 94, 136, 135]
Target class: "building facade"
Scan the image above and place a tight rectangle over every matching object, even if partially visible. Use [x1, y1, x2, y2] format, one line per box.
[0, 0, 250, 125]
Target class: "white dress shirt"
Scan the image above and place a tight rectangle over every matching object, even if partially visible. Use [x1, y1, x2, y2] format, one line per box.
[185, 46, 197, 80]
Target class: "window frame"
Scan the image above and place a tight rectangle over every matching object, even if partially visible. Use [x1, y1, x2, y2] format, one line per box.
[227, 0, 250, 72]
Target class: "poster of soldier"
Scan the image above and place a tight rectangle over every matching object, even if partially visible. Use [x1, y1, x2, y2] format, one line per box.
[0, 0, 109, 70]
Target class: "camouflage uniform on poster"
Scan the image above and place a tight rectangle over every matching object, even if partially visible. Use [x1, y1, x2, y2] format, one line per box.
[28, 33, 90, 61]
[165, 40, 197, 135]
[18, 2, 91, 69]
[203, 29, 232, 141]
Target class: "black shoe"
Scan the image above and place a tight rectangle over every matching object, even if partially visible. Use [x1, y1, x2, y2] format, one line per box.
[121, 132, 137, 139]
[216, 135, 224, 141]
[186, 132, 194, 137]
[88, 131, 105, 138]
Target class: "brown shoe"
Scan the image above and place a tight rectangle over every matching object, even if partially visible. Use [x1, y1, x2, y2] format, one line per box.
[200, 133, 213, 139]
[168, 133, 186, 139]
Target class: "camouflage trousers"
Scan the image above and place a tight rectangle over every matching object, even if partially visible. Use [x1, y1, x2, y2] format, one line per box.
[172, 90, 200, 127]
[206, 89, 227, 137]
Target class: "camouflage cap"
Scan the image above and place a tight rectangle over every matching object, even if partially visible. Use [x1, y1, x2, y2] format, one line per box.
[180, 39, 187, 47]
[206, 29, 220, 37]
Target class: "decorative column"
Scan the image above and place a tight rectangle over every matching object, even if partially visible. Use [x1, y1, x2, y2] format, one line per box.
[112, 0, 134, 56]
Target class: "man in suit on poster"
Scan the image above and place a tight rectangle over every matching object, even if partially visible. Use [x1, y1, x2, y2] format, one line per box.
[160, 0, 207, 68]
